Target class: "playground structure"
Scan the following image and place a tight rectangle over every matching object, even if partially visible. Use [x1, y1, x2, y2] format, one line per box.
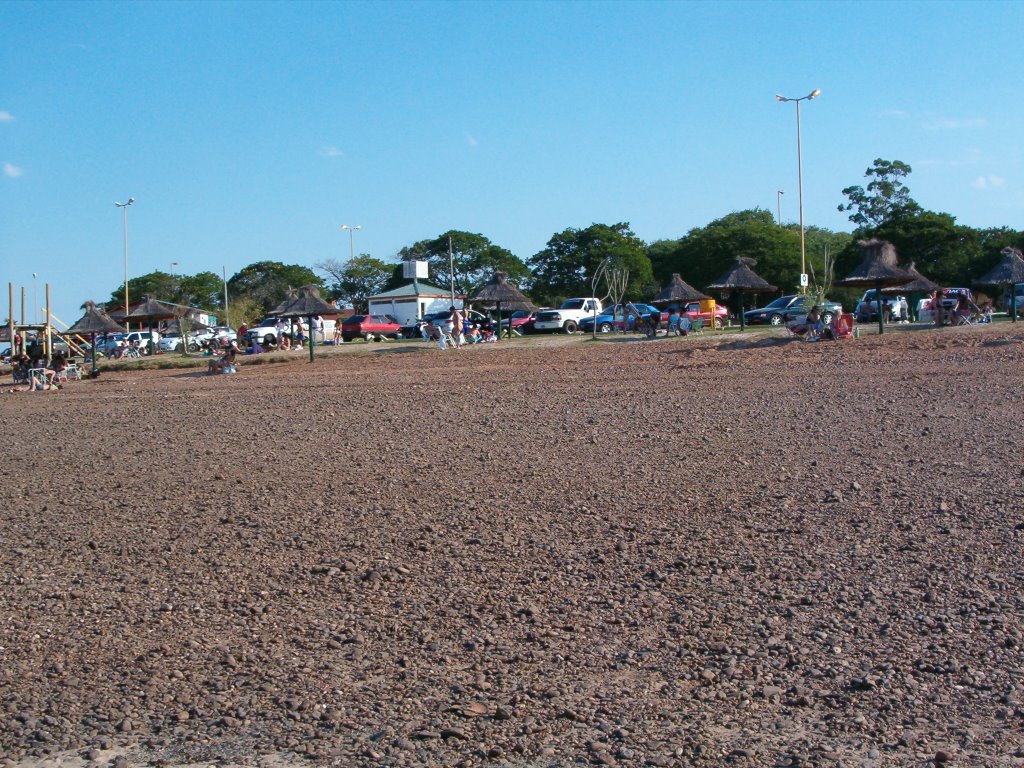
[6, 282, 90, 360]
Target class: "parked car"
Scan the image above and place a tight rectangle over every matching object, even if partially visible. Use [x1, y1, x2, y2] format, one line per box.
[499, 309, 540, 335]
[854, 290, 909, 322]
[341, 314, 402, 342]
[579, 303, 660, 333]
[158, 332, 201, 353]
[744, 295, 842, 326]
[681, 301, 729, 329]
[246, 316, 309, 347]
[401, 309, 490, 339]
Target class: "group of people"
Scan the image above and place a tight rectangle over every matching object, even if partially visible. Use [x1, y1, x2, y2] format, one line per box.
[929, 289, 991, 326]
[6, 349, 72, 393]
[424, 306, 497, 350]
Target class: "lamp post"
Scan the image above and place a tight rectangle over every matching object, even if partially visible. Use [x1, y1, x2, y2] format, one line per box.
[340, 225, 361, 261]
[775, 89, 820, 293]
[776, 190, 784, 226]
[115, 197, 135, 329]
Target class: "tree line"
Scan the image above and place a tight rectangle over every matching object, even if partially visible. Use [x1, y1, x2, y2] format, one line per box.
[106, 158, 1024, 322]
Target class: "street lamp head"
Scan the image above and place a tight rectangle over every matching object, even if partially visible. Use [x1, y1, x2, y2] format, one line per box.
[115, 198, 135, 208]
[775, 94, 786, 102]
[808, 88, 821, 100]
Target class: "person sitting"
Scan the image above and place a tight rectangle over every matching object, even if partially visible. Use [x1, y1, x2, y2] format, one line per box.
[646, 311, 661, 339]
[208, 346, 238, 374]
[981, 301, 994, 323]
[667, 308, 680, 335]
[805, 305, 825, 340]
[466, 325, 482, 344]
[278, 333, 291, 351]
[678, 313, 693, 336]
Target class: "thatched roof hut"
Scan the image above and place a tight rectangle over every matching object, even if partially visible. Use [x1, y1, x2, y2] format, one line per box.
[279, 285, 338, 361]
[651, 273, 709, 305]
[125, 295, 177, 323]
[975, 247, 1024, 287]
[272, 288, 300, 315]
[468, 272, 535, 340]
[882, 261, 940, 294]
[706, 258, 777, 331]
[66, 301, 125, 336]
[837, 240, 915, 334]
[706, 257, 778, 293]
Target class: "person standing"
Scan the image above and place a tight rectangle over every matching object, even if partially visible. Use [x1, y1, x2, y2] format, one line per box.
[449, 305, 464, 348]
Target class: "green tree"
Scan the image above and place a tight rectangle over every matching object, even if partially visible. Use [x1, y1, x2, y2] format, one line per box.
[396, 231, 529, 297]
[107, 271, 176, 308]
[838, 158, 921, 228]
[227, 261, 322, 315]
[528, 222, 653, 306]
[316, 255, 393, 312]
[178, 271, 225, 310]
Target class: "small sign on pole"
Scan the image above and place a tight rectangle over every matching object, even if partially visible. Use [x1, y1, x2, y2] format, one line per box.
[799, 273, 809, 287]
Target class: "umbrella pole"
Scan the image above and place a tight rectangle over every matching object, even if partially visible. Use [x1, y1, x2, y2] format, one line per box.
[497, 302, 502, 341]
[877, 282, 885, 335]
[739, 291, 745, 331]
[308, 314, 315, 362]
[91, 333, 97, 378]
[1012, 284, 1018, 324]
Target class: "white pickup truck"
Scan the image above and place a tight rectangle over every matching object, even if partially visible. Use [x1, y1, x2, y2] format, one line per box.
[855, 290, 909, 323]
[532, 298, 604, 334]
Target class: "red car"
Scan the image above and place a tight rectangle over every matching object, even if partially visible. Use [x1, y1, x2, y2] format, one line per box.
[341, 314, 402, 342]
[681, 301, 729, 329]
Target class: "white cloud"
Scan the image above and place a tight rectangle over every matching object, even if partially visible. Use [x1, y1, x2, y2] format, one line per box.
[923, 116, 987, 130]
[3, 162, 23, 178]
[320, 146, 344, 158]
[971, 175, 1006, 190]
[0, 111, 13, 123]
[465, 133, 479, 147]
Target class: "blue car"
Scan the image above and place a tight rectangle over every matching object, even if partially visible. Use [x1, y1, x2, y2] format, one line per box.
[578, 303, 660, 333]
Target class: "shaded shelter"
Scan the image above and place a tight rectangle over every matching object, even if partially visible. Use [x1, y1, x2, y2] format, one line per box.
[125, 296, 177, 354]
[65, 301, 124, 378]
[468, 272, 535, 340]
[280, 285, 337, 361]
[836, 239, 914, 335]
[163, 316, 210, 334]
[975, 247, 1024, 324]
[706, 258, 778, 331]
[881, 261, 940, 322]
[651, 273, 709, 306]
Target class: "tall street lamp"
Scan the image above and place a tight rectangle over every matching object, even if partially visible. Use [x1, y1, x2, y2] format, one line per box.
[776, 190, 784, 226]
[340, 225, 361, 261]
[115, 197, 135, 329]
[776, 89, 820, 293]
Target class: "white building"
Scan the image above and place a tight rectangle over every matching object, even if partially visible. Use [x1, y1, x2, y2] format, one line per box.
[367, 283, 464, 326]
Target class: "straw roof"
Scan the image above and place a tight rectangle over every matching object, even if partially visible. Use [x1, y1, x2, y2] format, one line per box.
[651, 273, 709, 304]
[125, 295, 178, 321]
[279, 285, 337, 317]
[706, 257, 778, 293]
[882, 261, 940, 294]
[272, 287, 300, 314]
[975, 247, 1024, 287]
[468, 272, 535, 311]
[163, 316, 210, 333]
[65, 301, 124, 335]
[836, 239, 915, 288]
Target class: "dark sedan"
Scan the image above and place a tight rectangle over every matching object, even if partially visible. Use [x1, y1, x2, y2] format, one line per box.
[744, 295, 842, 326]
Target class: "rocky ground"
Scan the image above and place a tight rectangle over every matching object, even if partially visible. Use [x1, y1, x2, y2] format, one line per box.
[2, 325, 1024, 768]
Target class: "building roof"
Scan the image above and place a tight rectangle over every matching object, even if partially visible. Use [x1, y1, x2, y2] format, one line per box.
[706, 258, 778, 293]
[836, 239, 915, 288]
[975, 247, 1024, 287]
[370, 281, 455, 300]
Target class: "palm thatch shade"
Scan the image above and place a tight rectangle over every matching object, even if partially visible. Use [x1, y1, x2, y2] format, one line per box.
[976, 247, 1024, 324]
[651, 273, 709, 305]
[975, 247, 1024, 286]
[273, 288, 300, 314]
[706, 258, 778, 292]
[837, 240, 915, 334]
[882, 261, 940, 294]
[706, 258, 777, 331]
[468, 271, 535, 340]
[66, 302, 125, 335]
[836, 240, 914, 288]
[163, 317, 210, 333]
[279, 285, 336, 317]
[468, 272, 535, 311]
[125, 295, 177, 322]
[279, 285, 337, 361]
[66, 301, 125, 377]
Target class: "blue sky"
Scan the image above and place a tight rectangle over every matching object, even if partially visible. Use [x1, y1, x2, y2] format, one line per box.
[2, 0, 1022, 324]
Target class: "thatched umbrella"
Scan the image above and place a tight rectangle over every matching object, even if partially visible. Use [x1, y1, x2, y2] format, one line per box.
[975, 247, 1024, 324]
[271, 287, 300, 346]
[280, 285, 337, 361]
[65, 301, 124, 378]
[125, 296, 177, 354]
[836, 239, 914, 335]
[468, 272, 535, 340]
[881, 261, 940, 322]
[651, 273, 709, 305]
[706, 257, 778, 331]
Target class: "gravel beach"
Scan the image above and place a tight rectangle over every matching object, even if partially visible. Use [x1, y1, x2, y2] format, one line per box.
[3, 325, 1023, 768]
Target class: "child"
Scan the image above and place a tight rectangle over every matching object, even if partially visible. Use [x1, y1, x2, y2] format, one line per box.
[981, 301, 994, 323]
